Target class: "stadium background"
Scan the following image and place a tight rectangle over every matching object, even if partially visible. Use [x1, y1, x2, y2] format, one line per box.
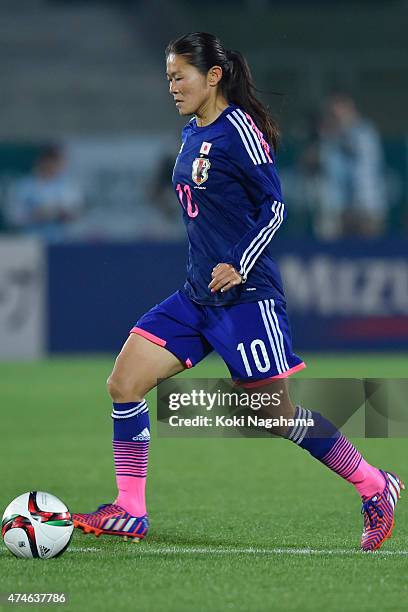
[0, 1, 407, 611]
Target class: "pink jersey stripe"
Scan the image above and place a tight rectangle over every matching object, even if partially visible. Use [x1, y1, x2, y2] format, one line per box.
[235, 362, 306, 388]
[130, 326, 167, 347]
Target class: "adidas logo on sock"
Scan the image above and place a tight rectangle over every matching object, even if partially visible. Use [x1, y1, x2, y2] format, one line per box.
[39, 545, 51, 556]
[132, 428, 150, 441]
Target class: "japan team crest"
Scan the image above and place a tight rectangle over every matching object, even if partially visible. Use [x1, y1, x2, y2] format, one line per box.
[192, 157, 211, 186]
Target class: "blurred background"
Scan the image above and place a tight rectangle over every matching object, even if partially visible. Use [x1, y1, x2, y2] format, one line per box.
[1, 0, 407, 358]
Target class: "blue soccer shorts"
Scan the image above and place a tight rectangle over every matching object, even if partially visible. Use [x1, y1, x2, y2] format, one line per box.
[130, 290, 305, 386]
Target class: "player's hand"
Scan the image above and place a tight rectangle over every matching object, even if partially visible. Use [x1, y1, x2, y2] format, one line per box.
[208, 263, 243, 294]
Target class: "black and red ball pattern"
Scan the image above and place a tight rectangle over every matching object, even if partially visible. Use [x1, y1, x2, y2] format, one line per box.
[28, 492, 72, 525]
[2, 515, 39, 557]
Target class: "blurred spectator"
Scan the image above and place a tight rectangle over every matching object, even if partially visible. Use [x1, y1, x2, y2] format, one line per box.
[5, 145, 83, 242]
[298, 93, 388, 240]
[289, 110, 327, 235]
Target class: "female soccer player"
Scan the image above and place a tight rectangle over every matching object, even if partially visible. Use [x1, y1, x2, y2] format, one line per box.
[73, 32, 403, 551]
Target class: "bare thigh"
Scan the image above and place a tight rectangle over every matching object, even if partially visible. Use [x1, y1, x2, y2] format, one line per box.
[107, 333, 185, 402]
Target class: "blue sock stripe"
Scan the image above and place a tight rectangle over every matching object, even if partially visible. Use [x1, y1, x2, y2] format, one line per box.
[112, 401, 146, 412]
[288, 406, 302, 441]
[294, 408, 313, 444]
[111, 401, 147, 420]
[287, 406, 310, 442]
[286, 407, 340, 459]
[112, 403, 146, 415]
[111, 406, 148, 420]
[112, 401, 150, 442]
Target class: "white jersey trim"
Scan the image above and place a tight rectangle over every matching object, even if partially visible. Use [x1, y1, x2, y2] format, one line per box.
[239, 201, 284, 279]
[235, 108, 268, 164]
[227, 113, 258, 164]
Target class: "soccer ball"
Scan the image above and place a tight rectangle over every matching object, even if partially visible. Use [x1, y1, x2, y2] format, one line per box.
[1, 491, 73, 559]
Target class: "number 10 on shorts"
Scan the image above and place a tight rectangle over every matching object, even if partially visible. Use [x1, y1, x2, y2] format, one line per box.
[237, 340, 271, 376]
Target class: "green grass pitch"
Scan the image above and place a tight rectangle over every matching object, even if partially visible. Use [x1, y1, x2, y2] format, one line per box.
[1, 354, 407, 612]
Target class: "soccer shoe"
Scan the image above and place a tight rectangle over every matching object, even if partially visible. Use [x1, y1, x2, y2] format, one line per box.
[72, 504, 149, 541]
[360, 471, 404, 552]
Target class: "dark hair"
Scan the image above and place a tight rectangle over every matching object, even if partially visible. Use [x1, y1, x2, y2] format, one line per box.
[165, 32, 280, 152]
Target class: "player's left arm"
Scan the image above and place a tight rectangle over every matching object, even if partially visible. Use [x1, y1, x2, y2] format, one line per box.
[209, 119, 286, 292]
[228, 197, 286, 280]
[208, 199, 285, 292]
[208, 262, 243, 293]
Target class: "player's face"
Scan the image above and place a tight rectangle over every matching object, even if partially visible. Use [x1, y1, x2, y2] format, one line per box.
[166, 53, 210, 116]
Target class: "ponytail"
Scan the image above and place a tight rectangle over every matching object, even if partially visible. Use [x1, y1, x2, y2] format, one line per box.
[222, 49, 280, 152]
[166, 32, 281, 152]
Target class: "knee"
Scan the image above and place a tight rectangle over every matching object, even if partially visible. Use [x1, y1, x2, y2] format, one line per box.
[106, 374, 123, 401]
[106, 373, 146, 403]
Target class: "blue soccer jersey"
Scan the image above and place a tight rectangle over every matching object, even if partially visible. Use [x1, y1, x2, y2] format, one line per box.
[172, 103, 287, 306]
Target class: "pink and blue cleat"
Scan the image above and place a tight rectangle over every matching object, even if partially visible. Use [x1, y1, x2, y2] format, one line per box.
[72, 504, 149, 542]
[360, 470, 404, 551]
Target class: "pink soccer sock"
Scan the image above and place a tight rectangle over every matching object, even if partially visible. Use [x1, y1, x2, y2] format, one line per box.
[346, 457, 386, 498]
[113, 440, 149, 516]
[111, 400, 150, 517]
[322, 436, 385, 498]
[115, 475, 147, 517]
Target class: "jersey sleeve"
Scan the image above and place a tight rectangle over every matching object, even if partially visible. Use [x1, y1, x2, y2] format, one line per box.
[224, 110, 286, 281]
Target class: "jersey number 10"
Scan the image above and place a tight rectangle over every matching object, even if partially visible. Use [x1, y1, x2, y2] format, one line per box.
[237, 340, 271, 376]
[176, 183, 199, 218]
